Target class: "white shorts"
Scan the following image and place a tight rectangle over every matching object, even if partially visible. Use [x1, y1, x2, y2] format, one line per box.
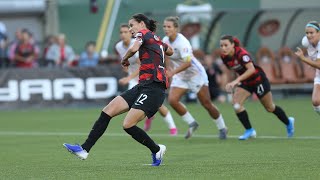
[128, 79, 139, 89]
[171, 73, 209, 93]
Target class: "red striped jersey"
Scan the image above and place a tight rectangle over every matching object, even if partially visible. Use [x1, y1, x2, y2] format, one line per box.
[134, 29, 168, 87]
[220, 47, 266, 85]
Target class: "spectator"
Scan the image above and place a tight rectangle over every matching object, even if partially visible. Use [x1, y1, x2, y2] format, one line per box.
[8, 28, 23, 65]
[0, 22, 9, 68]
[14, 29, 38, 68]
[78, 41, 99, 67]
[40, 35, 57, 67]
[46, 33, 75, 67]
[203, 54, 226, 103]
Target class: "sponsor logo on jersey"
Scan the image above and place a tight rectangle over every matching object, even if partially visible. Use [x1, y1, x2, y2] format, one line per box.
[135, 32, 142, 38]
[243, 55, 250, 62]
[154, 35, 159, 41]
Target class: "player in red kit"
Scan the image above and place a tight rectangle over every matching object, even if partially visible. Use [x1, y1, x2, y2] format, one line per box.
[63, 13, 173, 166]
[219, 35, 294, 140]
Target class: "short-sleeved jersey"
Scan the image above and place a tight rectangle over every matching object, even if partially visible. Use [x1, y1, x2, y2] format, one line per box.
[220, 46, 265, 85]
[302, 36, 320, 78]
[134, 29, 168, 87]
[162, 33, 206, 80]
[15, 42, 37, 68]
[115, 39, 139, 82]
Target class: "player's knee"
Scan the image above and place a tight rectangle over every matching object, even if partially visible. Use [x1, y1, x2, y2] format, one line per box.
[122, 121, 132, 129]
[312, 99, 320, 107]
[168, 97, 178, 106]
[265, 106, 275, 113]
[233, 103, 241, 111]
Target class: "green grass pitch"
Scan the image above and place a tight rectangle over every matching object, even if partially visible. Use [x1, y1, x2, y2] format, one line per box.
[1, 97, 320, 179]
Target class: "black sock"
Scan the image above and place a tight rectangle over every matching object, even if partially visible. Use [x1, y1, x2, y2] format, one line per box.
[124, 126, 160, 154]
[272, 106, 289, 125]
[81, 111, 111, 152]
[236, 110, 252, 129]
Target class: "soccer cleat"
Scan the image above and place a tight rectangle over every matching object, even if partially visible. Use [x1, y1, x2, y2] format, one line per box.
[286, 117, 295, 138]
[219, 128, 228, 140]
[185, 121, 199, 139]
[151, 144, 166, 166]
[63, 143, 88, 160]
[169, 128, 178, 136]
[144, 116, 155, 131]
[238, 128, 257, 140]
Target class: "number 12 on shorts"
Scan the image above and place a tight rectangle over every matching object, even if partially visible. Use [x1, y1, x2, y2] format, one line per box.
[135, 93, 148, 105]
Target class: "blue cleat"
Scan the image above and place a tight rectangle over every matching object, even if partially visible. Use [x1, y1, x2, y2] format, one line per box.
[151, 144, 166, 166]
[63, 143, 88, 160]
[238, 128, 257, 140]
[287, 117, 295, 138]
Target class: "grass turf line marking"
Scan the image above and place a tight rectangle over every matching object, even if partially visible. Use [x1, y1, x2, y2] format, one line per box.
[0, 131, 320, 139]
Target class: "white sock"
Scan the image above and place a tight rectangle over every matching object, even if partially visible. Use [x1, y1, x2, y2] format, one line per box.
[182, 111, 196, 125]
[313, 105, 320, 115]
[163, 111, 176, 129]
[213, 114, 226, 130]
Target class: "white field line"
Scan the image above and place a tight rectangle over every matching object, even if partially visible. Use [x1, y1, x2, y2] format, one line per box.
[0, 131, 320, 139]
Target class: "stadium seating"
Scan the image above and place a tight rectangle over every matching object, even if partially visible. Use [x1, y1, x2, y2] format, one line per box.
[277, 47, 305, 84]
[256, 46, 285, 84]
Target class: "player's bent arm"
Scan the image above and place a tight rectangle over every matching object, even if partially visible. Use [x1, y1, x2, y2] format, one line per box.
[295, 47, 320, 69]
[165, 46, 174, 56]
[235, 62, 256, 83]
[171, 56, 192, 75]
[122, 41, 141, 61]
[300, 56, 320, 69]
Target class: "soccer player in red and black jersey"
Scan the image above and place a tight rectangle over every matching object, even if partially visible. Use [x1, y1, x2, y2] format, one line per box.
[219, 35, 295, 140]
[63, 14, 173, 166]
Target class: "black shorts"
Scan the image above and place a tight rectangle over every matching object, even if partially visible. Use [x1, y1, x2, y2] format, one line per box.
[239, 75, 270, 99]
[120, 81, 166, 118]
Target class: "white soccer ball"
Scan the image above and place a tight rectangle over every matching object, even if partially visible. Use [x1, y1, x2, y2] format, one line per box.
[301, 36, 309, 47]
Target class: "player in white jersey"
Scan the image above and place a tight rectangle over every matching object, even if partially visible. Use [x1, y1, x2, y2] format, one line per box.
[295, 21, 320, 116]
[115, 25, 140, 89]
[162, 16, 227, 139]
[115, 24, 177, 135]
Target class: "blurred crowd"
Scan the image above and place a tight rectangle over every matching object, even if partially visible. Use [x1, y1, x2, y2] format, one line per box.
[0, 25, 119, 69]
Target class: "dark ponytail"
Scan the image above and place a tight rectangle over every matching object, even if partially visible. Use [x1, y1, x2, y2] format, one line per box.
[220, 35, 241, 47]
[131, 13, 157, 32]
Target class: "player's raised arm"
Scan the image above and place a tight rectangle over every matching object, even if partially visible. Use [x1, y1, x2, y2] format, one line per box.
[121, 40, 141, 67]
